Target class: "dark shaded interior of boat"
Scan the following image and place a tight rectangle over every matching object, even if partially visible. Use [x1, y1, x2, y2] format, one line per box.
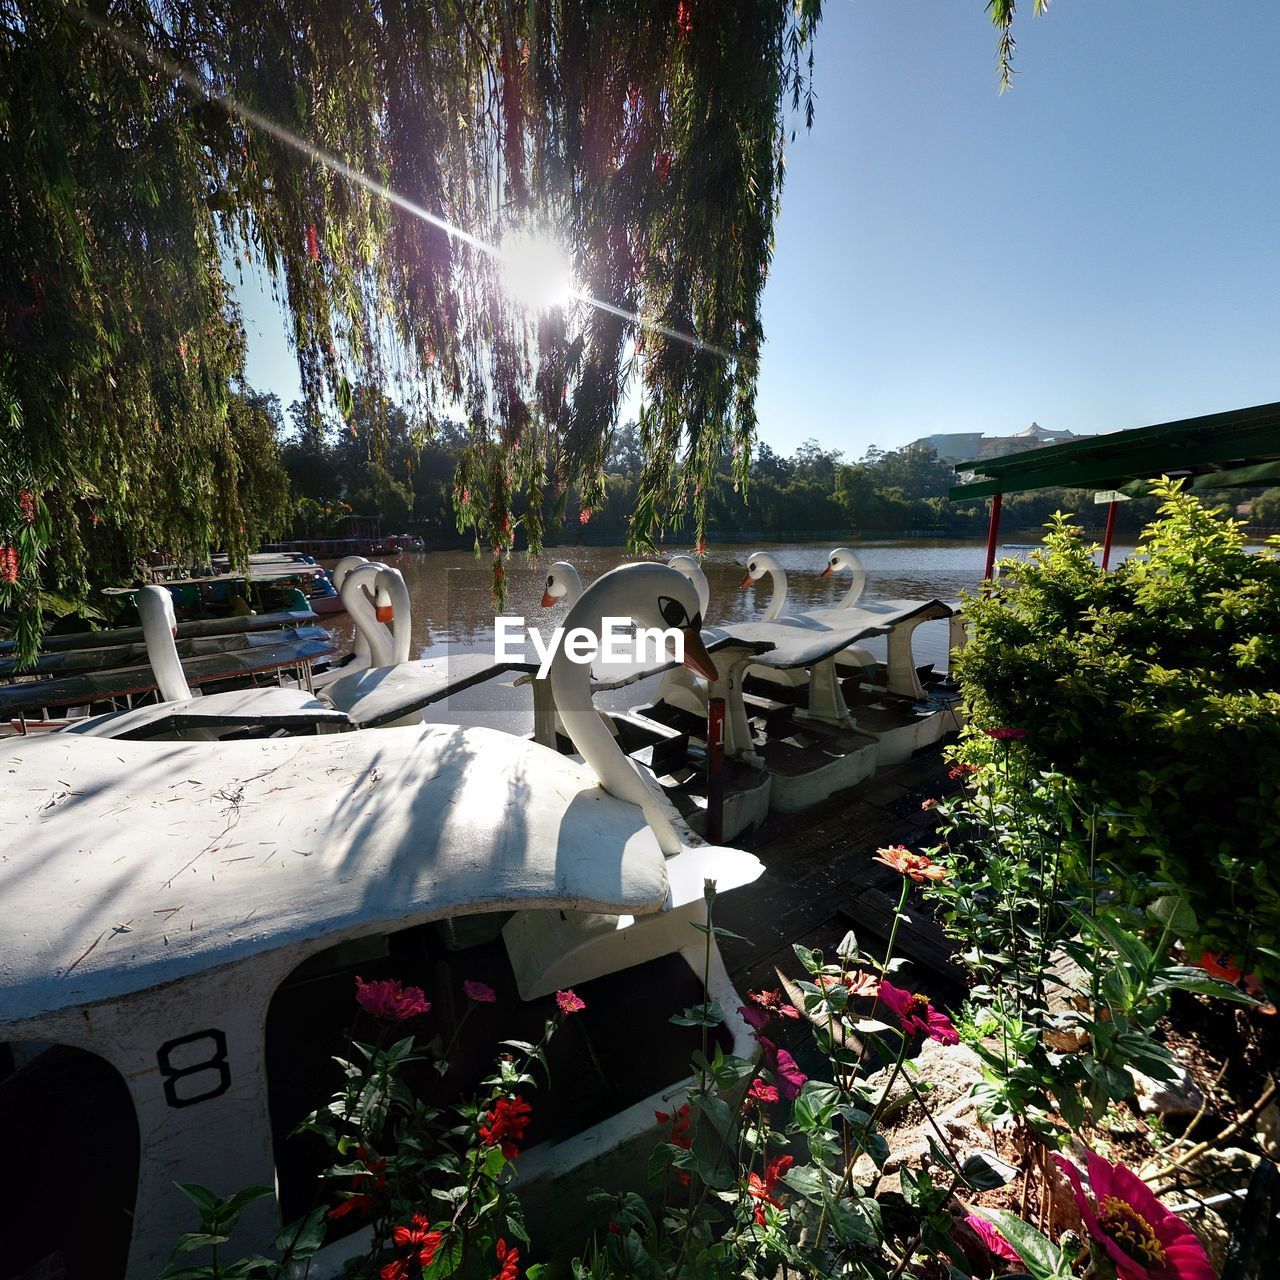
[0, 1043, 139, 1280]
[266, 916, 725, 1238]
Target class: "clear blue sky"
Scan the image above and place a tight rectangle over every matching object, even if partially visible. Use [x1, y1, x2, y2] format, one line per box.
[238, 1, 1280, 460]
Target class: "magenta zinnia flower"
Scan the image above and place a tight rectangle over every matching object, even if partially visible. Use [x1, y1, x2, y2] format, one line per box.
[878, 981, 958, 1045]
[756, 1035, 808, 1100]
[966, 1213, 1023, 1266]
[355, 976, 430, 1021]
[1055, 1153, 1214, 1280]
[464, 979, 497, 1003]
[984, 726, 1027, 741]
[556, 988, 586, 1015]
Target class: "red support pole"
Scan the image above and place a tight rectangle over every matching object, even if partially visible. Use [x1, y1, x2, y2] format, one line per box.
[983, 492, 1004, 584]
[706, 696, 726, 845]
[1101, 499, 1119, 571]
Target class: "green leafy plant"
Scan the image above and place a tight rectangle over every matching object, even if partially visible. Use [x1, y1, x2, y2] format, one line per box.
[954, 481, 1280, 991]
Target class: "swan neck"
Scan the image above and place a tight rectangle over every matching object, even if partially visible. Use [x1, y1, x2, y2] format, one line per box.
[138, 588, 192, 702]
[763, 564, 788, 621]
[549, 596, 682, 855]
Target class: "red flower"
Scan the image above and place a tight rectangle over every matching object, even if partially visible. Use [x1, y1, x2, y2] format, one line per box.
[756, 1036, 807, 1100]
[654, 151, 672, 185]
[392, 1214, 444, 1267]
[354, 976, 431, 1021]
[493, 1237, 519, 1280]
[1200, 951, 1241, 984]
[749, 988, 801, 1020]
[326, 1145, 387, 1220]
[380, 1262, 409, 1280]
[655, 1103, 692, 1148]
[966, 1214, 1022, 1266]
[1055, 1153, 1214, 1280]
[19, 489, 35, 524]
[984, 726, 1028, 741]
[878, 981, 958, 1045]
[746, 1154, 794, 1225]
[874, 845, 949, 882]
[675, 0, 693, 41]
[464, 979, 497, 1003]
[481, 1095, 533, 1159]
[948, 761, 979, 780]
[747, 1077, 779, 1105]
[0, 546, 18, 584]
[696, 537, 707, 557]
[655, 1103, 692, 1183]
[306, 223, 320, 262]
[556, 988, 586, 1015]
[578, 508, 592, 526]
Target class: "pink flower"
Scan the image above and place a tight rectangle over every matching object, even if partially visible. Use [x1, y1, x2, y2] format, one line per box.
[984, 726, 1027, 741]
[878, 981, 958, 1045]
[306, 223, 320, 262]
[578, 507, 592, 526]
[756, 1036, 807, 1100]
[747, 1078, 779, 1105]
[738, 1003, 768, 1032]
[966, 1213, 1023, 1266]
[556, 988, 586, 1015]
[354, 976, 430, 1022]
[1055, 1152, 1214, 1280]
[464, 979, 497, 1003]
[920, 797, 938, 811]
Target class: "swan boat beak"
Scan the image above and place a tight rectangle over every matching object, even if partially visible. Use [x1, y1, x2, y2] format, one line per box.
[819, 563, 833, 578]
[738, 571, 753, 589]
[681, 627, 718, 682]
[540, 588, 557, 608]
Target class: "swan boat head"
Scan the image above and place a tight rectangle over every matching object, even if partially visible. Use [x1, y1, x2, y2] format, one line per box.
[740, 550, 788, 621]
[339, 562, 412, 667]
[541, 561, 584, 608]
[821, 547, 868, 608]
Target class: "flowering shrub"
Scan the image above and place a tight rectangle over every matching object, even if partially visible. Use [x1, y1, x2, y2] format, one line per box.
[954, 481, 1280, 989]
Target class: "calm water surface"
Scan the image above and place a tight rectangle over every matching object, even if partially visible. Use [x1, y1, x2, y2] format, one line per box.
[317, 538, 1136, 731]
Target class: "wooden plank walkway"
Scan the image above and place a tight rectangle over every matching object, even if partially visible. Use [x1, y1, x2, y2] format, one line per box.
[716, 738, 968, 1003]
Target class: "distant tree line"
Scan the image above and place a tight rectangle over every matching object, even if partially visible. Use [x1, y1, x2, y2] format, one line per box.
[276, 386, 1255, 543]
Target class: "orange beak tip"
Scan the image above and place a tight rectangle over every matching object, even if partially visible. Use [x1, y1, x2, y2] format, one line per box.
[681, 627, 719, 682]
[819, 564, 833, 579]
[540, 590, 556, 608]
[375, 605, 394, 623]
[738, 573, 752, 589]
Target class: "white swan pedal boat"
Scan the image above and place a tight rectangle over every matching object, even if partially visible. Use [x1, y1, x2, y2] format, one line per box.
[0, 565, 761, 1280]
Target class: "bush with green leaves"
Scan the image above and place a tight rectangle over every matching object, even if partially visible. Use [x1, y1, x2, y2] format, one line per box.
[954, 480, 1280, 989]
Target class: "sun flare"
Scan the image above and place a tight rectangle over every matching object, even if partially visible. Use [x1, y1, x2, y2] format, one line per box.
[497, 230, 575, 312]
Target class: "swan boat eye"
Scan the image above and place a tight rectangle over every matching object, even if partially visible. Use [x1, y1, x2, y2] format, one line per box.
[546, 575, 554, 587]
[657, 595, 691, 629]
[747, 561, 757, 573]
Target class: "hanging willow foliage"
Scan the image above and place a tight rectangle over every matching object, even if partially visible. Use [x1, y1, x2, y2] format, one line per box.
[1, 0, 822, 658]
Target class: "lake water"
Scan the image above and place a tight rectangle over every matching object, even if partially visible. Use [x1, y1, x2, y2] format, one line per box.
[315, 538, 1135, 732]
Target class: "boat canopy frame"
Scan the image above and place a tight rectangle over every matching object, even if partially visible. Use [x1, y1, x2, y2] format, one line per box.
[948, 400, 1280, 578]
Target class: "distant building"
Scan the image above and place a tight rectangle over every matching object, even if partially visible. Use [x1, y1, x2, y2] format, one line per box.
[915, 422, 1084, 464]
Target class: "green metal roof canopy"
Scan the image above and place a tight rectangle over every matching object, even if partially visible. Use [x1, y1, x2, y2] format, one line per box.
[948, 401, 1280, 501]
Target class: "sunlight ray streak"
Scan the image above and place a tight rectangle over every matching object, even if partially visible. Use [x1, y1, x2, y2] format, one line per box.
[73, 5, 731, 361]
